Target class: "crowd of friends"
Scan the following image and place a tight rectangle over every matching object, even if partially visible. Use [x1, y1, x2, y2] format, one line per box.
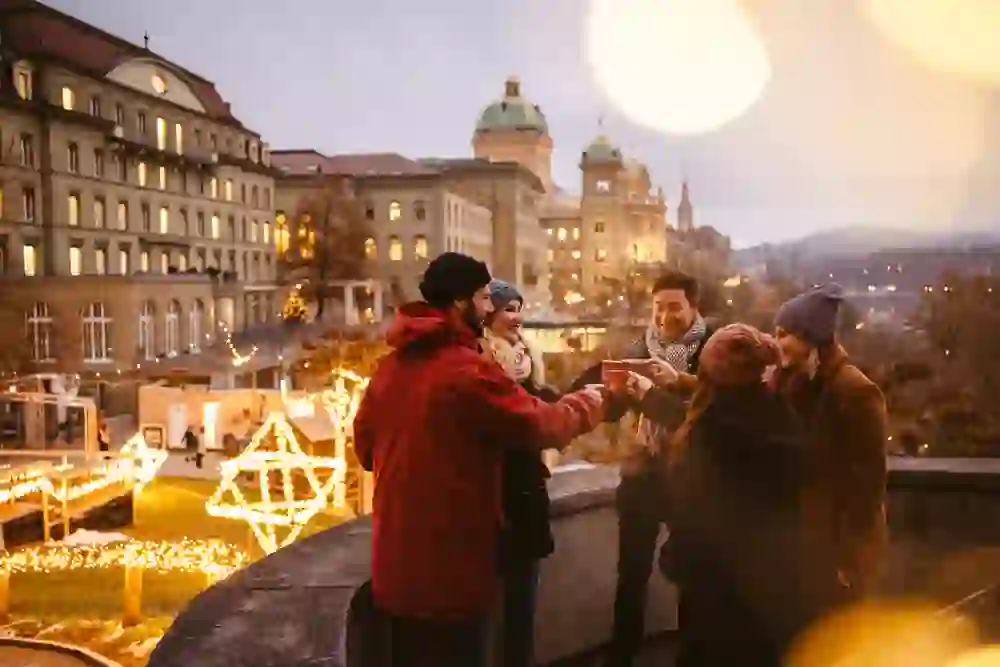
[354, 252, 887, 667]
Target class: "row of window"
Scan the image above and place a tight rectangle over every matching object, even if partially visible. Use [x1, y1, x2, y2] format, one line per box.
[61, 141, 271, 207]
[548, 223, 606, 241]
[25, 297, 271, 364]
[364, 200, 427, 223]
[60, 192, 274, 243]
[548, 248, 606, 262]
[362, 235, 428, 262]
[63, 244, 272, 279]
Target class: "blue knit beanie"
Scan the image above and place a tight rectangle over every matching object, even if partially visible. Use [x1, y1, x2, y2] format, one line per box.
[488, 279, 523, 310]
[774, 283, 845, 347]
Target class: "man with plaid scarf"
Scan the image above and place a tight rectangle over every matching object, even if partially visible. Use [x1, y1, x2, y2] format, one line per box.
[572, 271, 715, 667]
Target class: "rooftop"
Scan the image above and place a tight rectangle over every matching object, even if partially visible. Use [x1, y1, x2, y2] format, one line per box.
[272, 150, 437, 178]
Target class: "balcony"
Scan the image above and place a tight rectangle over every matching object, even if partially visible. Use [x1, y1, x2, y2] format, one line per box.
[141, 457, 1000, 667]
[106, 125, 218, 170]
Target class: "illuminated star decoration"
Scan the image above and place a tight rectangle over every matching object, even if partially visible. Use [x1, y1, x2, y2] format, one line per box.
[320, 369, 370, 508]
[205, 412, 344, 555]
[118, 433, 168, 491]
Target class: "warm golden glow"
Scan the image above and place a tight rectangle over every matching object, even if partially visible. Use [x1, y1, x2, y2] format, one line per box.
[946, 646, 1000, 667]
[586, 0, 771, 135]
[864, 0, 1000, 86]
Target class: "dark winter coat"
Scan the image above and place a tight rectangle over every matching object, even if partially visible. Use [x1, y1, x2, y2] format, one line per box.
[772, 344, 888, 592]
[665, 385, 837, 666]
[498, 382, 560, 571]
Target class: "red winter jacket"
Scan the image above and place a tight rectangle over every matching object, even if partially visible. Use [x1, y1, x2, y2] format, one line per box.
[354, 303, 603, 620]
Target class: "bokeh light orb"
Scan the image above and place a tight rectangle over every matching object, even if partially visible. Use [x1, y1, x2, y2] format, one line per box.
[864, 0, 1000, 86]
[585, 0, 771, 136]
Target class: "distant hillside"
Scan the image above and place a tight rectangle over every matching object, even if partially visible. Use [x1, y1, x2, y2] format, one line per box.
[733, 226, 1000, 270]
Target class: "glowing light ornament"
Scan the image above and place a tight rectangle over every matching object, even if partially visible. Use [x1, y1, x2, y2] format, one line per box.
[118, 433, 167, 491]
[320, 369, 369, 508]
[586, 0, 771, 135]
[205, 412, 345, 554]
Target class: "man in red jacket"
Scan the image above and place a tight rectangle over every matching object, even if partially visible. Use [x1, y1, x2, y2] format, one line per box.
[354, 252, 606, 667]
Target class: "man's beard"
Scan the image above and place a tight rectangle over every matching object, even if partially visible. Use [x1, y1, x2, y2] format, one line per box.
[461, 303, 484, 337]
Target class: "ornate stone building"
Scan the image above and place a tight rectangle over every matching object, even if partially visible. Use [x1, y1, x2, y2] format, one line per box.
[0, 0, 280, 375]
[471, 78, 668, 310]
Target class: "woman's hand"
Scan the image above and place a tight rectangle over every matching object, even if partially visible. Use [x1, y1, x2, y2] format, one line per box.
[645, 358, 680, 387]
[624, 371, 654, 400]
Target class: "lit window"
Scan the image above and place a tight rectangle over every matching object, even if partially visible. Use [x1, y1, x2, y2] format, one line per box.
[572, 227, 580, 240]
[596, 249, 607, 261]
[188, 300, 204, 353]
[178, 253, 188, 272]
[156, 117, 167, 151]
[211, 215, 220, 239]
[547, 249, 554, 262]
[22, 245, 36, 277]
[165, 300, 180, 357]
[61, 86, 75, 111]
[263, 221, 271, 244]
[364, 237, 377, 259]
[119, 249, 129, 275]
[275, 213, 288, 254]
[67, 194, 80, 226]
[93, 198, 105, 228]
[210, 177, 218, 199]
[26, 302, 52, 362]
[224, 179, 233, 201]
[69, 246, 82, 275]
[160, 253, 169, 274]
[571, 250, 581, 259]
[595, 180, 611, 193]
[159, 207, 169, 234]
[389, 235, 403, 261]
[175, 123, 183, 155]
[414, 235, 428, 259]
[15, 70, 32, 100]
[250, 220, 258, 242]
[389, 201, 402, 221]
[95, 248, 106, 276]
[138, 162, 147, 187]
[557, 228, 567, 241]
[139, 301, 154, 360]
[158, 166, 166, 190]
[546, 228, 553, 236]
[81, 302, 112, 362]
[152, 74, 167, 95]
[138, 250, 148, 272]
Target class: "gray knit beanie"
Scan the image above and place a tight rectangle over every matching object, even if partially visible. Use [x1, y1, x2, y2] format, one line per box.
[774, 283, 845, 347]
[488, 279, 523, 310]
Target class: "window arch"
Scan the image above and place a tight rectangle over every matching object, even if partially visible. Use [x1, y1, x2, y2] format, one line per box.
[388, 235, 403, 261]
[26, 302, 53, 362]
[389, 201, 402, 221]
[188, 299, 204, 352]
[413, 200, 426, 221]
[82, 302, 112, 362]
[165, 300, 180, 358]
[364, 237, 377, 260]
[139, 300, 155, 360]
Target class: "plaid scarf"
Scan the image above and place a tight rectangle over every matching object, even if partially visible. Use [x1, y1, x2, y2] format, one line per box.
[638, 314, 707, 453]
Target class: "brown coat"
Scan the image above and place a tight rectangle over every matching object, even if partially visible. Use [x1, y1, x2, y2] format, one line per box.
[773, 344, 888, 592]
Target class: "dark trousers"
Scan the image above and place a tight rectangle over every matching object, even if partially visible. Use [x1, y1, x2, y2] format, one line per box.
[608, 470, 667, 666]
[377, 612, 489, 667]
[501, 560, 540, 667]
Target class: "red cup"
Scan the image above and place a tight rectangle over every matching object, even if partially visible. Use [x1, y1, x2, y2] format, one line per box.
[602, 360, 629, 392]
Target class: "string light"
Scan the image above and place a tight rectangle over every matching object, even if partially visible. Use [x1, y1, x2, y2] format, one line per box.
[205, 412, 345, 554]
[0, 539, 247, 579]
[319, 369, 369, 507]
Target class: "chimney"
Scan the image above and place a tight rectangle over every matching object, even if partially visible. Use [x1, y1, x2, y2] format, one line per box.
[505, 76, 521, 98]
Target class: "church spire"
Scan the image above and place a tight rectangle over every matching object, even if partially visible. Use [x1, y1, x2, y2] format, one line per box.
[678, 181, 694, 232]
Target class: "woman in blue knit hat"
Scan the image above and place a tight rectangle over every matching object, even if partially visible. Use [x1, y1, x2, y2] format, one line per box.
[481, 278, 559, 667]
[771, 283, 888, 602]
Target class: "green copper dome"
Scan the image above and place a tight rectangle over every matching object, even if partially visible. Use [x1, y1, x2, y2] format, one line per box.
[582, 134, 623, 163]
[475, 77, 549, 134]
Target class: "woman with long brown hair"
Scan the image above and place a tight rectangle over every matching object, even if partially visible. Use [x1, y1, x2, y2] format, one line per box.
[625, 324, 829, 667]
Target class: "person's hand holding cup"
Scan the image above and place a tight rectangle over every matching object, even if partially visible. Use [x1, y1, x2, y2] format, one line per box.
[601, 360, 630, 394]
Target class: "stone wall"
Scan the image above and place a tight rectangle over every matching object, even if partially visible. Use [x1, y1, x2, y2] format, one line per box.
[147, 459, 1000, 667]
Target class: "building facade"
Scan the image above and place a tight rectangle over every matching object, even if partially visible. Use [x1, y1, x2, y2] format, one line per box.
[0, 0, 280, 375]
[272, 151, 495, 304]
[471, 78, 668, 310]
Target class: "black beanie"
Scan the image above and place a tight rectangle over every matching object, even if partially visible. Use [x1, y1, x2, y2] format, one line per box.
[419, 252, 492, 308]
[774, 283, 845, 347]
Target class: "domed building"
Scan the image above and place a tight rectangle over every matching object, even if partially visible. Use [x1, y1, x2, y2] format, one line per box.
[472, 76, 554, 193]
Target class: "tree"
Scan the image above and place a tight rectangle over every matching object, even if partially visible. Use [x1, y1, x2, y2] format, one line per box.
[283, 179, 372, 320]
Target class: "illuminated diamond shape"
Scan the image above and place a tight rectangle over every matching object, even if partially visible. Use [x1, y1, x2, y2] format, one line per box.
[205, 412, 344, 554]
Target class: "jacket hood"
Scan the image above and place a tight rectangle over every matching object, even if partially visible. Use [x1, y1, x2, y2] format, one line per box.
[386, 301, 477, 350]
